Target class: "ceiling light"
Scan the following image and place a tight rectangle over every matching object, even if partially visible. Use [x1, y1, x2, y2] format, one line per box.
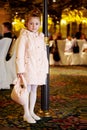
[53, 0, 56, 2]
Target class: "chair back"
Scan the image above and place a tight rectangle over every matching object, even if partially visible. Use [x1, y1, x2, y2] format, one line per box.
[0, 38, 12, 59]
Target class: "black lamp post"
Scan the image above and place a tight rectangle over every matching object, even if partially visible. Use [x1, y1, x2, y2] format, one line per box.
[40, 0, 50, 117]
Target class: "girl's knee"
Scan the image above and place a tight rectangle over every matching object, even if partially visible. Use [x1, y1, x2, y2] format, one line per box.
[27, 85, 31, 92]
[31, 85, 38, 93]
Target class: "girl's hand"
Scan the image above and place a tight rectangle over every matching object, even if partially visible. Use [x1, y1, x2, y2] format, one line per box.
[17, 73, 24, 78]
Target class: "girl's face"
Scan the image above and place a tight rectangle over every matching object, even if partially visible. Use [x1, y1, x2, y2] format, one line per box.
[27, 17, 40, 33]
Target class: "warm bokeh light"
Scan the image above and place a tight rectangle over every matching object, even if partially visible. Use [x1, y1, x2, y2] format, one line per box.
[12, 18, 25, 32]
[60, 19, 67, 25]
[61, 9, 87, 24]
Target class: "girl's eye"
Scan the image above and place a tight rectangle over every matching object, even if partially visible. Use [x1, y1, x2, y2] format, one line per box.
[29, 22, 39, 25]
[30, 23, 33, 25]
[36, 23, 39, 25]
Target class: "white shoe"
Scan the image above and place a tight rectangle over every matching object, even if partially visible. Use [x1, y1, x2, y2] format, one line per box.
[23, 115, 36, 123]
[31, 113, 41, 121]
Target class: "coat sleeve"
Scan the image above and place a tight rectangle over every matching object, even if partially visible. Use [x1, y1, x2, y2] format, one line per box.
[16, 35, 26, 73]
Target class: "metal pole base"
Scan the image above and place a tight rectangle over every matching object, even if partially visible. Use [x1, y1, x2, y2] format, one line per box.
[39, 109, 51, 117]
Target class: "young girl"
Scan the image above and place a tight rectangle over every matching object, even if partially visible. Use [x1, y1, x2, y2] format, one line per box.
[16, 8, 48, 123]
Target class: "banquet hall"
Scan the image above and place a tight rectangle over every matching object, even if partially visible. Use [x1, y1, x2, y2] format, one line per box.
[0, 0, 87, 129]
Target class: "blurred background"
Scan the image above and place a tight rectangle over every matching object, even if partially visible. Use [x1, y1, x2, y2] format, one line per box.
[0, 0, 87, 38]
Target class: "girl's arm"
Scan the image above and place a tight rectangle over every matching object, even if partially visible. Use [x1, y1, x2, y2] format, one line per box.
[16, 35, 26, 74]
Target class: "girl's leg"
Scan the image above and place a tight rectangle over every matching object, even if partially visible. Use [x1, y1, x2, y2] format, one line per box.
[23, 85, 36, 123]
[30, 85, 41, 120]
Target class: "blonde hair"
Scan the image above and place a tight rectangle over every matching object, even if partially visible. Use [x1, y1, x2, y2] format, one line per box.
[25, 8, 41, 26]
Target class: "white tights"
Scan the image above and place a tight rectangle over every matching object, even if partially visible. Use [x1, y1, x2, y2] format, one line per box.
[23, 85, 40, 123]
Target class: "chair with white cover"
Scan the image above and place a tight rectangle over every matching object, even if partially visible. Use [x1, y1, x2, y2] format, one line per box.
[80, 42, 87, 65]
[0, 38, 16, 89]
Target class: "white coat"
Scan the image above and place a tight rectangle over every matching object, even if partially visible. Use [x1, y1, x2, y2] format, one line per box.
[16, 29, 48, 85]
